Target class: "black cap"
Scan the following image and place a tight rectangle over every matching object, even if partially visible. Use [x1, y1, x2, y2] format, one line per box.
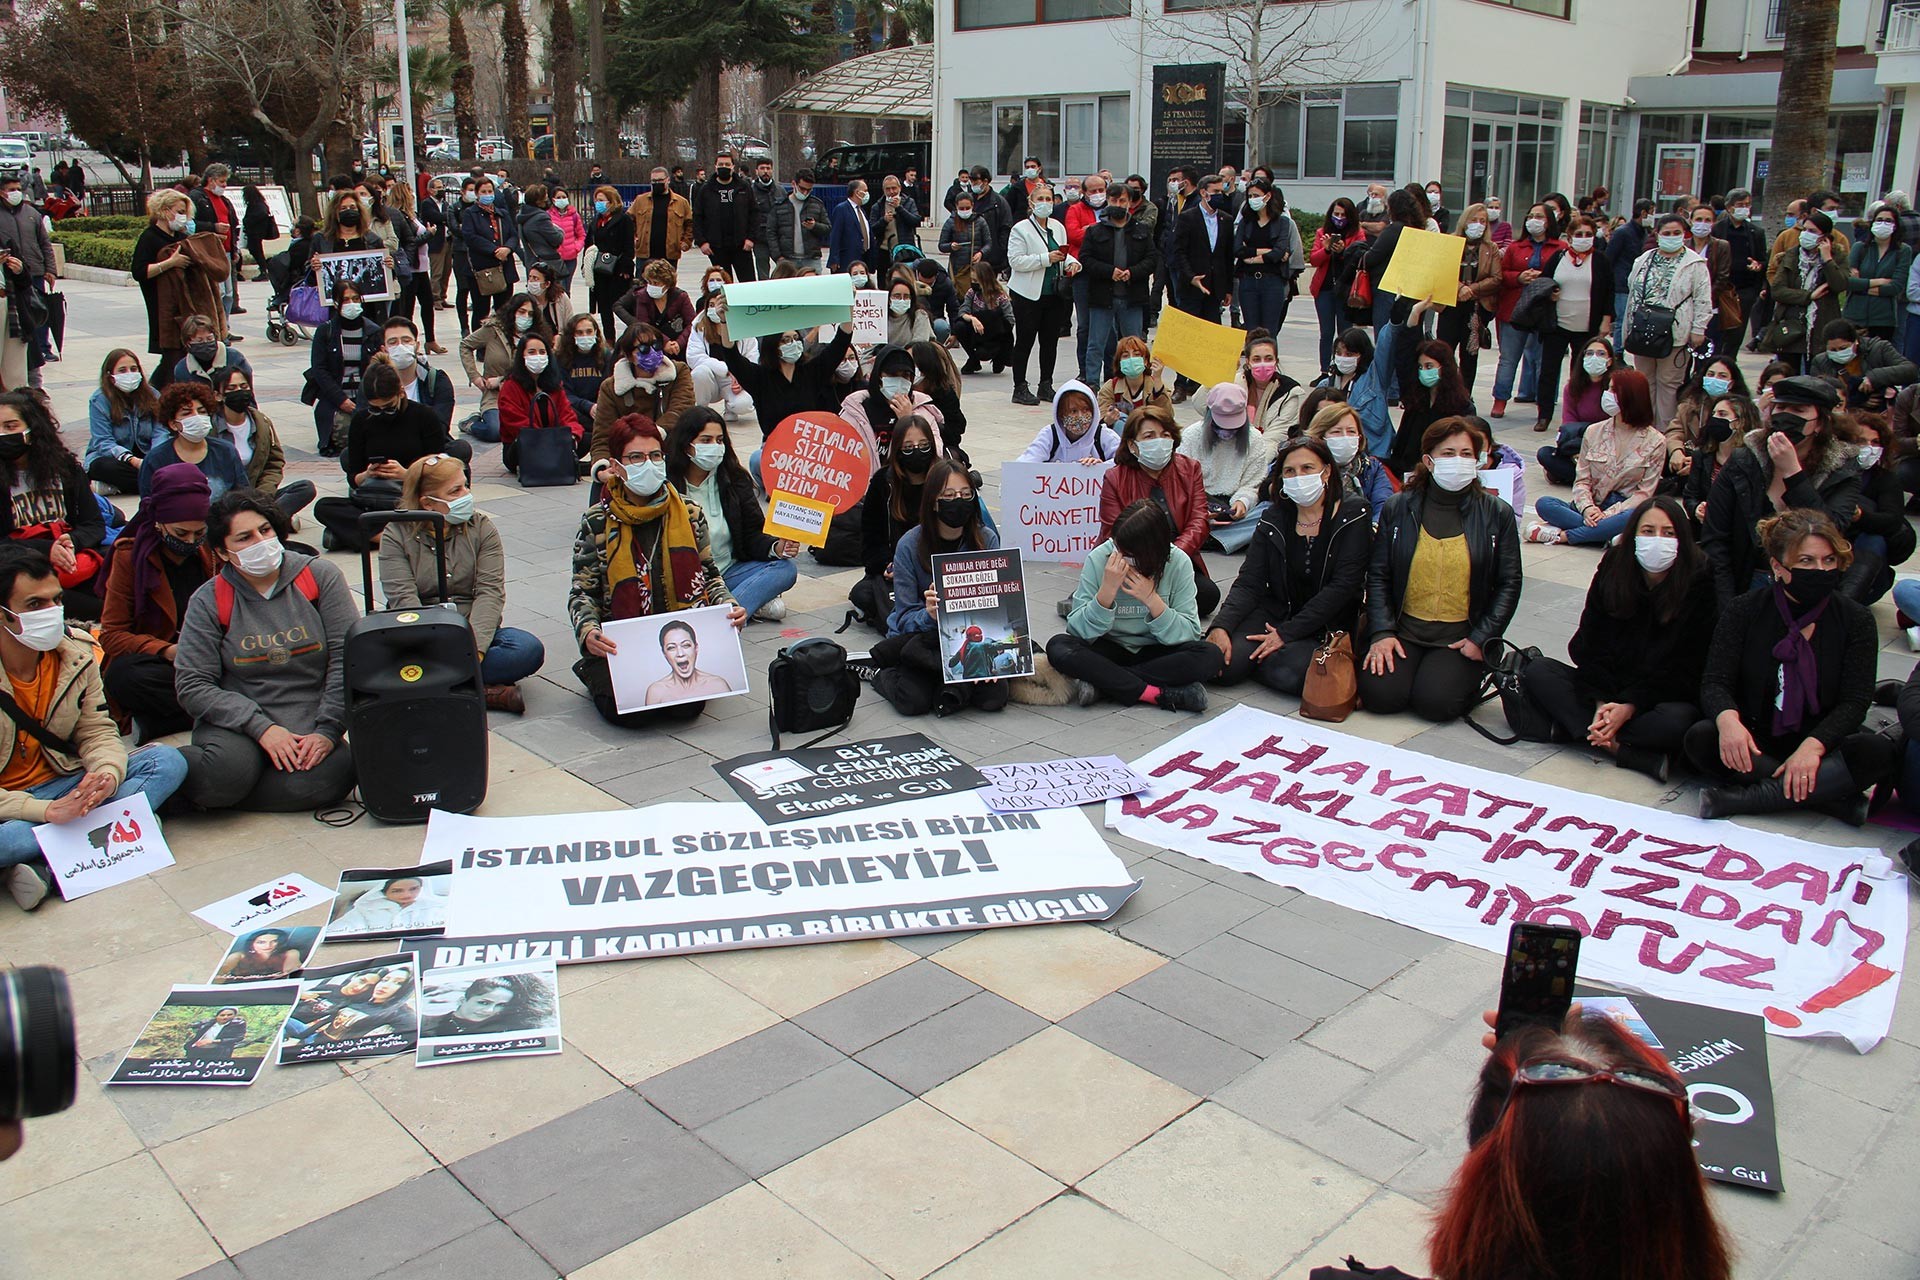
[1771, 375, 1839, 408]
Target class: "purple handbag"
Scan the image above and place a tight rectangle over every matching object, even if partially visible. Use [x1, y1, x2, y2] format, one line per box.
[286, 284, 327, 326]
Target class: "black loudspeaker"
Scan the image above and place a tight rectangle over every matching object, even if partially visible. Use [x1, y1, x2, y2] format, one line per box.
[347, 512, 489, 823]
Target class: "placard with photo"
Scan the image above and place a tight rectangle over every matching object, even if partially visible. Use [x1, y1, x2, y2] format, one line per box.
[319, 861, 452, 944]
[278, 954, 420, 1065]
[109, 982, 299, 1086]
[210, 926, 319, 984]
[415, 958, 561, 1067]
[934, 548, 1034, 684]
[315, 248, 393, 304]
[601, 605, 748, 714]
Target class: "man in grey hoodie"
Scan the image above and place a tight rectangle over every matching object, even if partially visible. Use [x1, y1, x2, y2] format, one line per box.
[0, 174, 54, 387]
[173, 492, 359, 812]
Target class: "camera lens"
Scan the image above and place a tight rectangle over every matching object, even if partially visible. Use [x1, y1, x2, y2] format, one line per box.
[0, 966, 77, 1121]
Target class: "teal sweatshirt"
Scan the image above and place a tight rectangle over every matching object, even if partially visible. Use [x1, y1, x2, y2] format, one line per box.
[1065, 542, 1202, 651]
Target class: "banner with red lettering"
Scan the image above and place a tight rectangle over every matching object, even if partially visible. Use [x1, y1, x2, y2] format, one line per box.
[1107, 706, 1906, 1051]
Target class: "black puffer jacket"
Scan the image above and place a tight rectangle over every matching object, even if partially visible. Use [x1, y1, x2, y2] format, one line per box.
[1365, 484, 1522, 650]
[1214, 492, 1371, 643]
[1701, 427, 1862, 607]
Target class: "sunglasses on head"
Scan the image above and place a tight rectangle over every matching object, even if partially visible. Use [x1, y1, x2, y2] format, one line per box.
[1497, 1056, 1688, 1125]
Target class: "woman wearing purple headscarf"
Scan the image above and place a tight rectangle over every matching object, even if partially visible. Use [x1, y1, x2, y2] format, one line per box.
[98, 463, 218, 740]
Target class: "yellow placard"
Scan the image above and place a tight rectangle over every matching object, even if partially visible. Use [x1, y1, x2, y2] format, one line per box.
[763, 489, 835, 548]
[1378, 226, 1467, 308]
[1150, 305, 1245, 389]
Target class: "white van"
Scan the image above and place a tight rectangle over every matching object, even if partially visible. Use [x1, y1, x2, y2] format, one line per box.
[0, 139, 32, 177]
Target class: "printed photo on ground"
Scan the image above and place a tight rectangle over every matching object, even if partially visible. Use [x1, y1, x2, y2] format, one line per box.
[319, 861, 453, 943]
[210, 926, 320, 984]
[415, 958, 561, 1067]
[277, 954, 421, 1065]
[109, 982, 299, 1086]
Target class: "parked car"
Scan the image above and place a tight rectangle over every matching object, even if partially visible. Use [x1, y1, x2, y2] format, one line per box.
[427, 141, 460, 162]
[817, 141, 929, 191]
[476, 137, 514, 161]
[0, 139, 34, 178]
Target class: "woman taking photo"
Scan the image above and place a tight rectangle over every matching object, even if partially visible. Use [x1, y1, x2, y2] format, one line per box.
[1436, 204, 1502, 390]
[304, 278, 375, 456]
[460, 292, 543, 443]
[871, 458, 1007, 717]
[1233, 177, 1295, 337]
[1359, 417, 1522, 723]
[666, 408, 800, 622]
[459, 176, 520, 334]
[99, 463, 218, 742]
[0, 392, 106, 620]
[1525, 368, 1663, 547]
[1307, 197, 1367, 371]
[1208, 436, 1369, 693]
[497, 331, 585, 477]
[1046, 500, 1221, 712]
[140, 382, 249, 502]
[1519, 496, 1715, 780]
[1098, 405, 1219, 615]
[1303, 401, 1394, 521]
[385, 182, 442, 354]
[567, 414, 745, 728]
[212, 367, 314, 523]
[1760, 210, 1846, 376]
[1096, 337, 1172, 428]
[1528, 212, 1614, 436]
[1624, 212, 1714, 426]
[85, 349, 165, 494]
[1686, 509, 1890, 823]
[685, 269, 754, 424]
[380, 454, 545, 713]
[586, 184, 635, 339]
[174, 490, 358, 811]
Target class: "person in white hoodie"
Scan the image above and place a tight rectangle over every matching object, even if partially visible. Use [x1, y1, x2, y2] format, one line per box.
[1180, 383, 1274, 553]
[1016, 380, 1119, 465]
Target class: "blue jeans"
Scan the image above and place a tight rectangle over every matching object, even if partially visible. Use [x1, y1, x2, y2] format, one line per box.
[1613, 291, 1631, 355]
[1371, 293, 1399, 399]
[724, 556, 799, 618]
[1893, 577, 1920, 623]
[1536, 494, 1634, 546]
[1072, 275, 1094, 385]
[1493, 323, 1541, 402]
[1212, 501, 1268, 554]
[1085, 300, 1144, 385]
[0, 746, 190, 872]
[463, 408, 501, 442]
[480, 626, 546, 685]
[1315, 288, 1343, 371]
[1238, 274, 1288, 339]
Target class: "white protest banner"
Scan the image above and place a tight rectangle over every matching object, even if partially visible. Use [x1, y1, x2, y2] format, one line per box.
[980, 756, 1149, 812]
[999, 460, 1113, 565]
[36, 793, 173, 900]
[1108, 706, 1906, 1051]
[193, 873, 332, 935]
[414, 794, 1140, 969]
[852, 289, 889, 344]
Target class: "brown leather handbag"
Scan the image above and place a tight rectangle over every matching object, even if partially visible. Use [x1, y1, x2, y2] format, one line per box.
[1300, 630, 1359, 722]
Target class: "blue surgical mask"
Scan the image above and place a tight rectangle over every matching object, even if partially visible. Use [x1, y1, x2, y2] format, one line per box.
[1119, 356, 1146, 378]
[778, 340, 805, 364]
[1135, 437, 1174, 469]
[1657, 233, 1684, 253]
[479, 192, 495, 206]
[880, 375, 912, 400]
[1417, 366, 1440, 388]
[692, 442, 727, 470]
[594, 199, 608, 215]
[435, 493, 475, 524]
[1702, 375, 1731, 397]
[1784, 214, 1798, 228]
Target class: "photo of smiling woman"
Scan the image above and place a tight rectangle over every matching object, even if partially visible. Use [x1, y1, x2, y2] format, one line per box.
[416, 960, 561, 1066]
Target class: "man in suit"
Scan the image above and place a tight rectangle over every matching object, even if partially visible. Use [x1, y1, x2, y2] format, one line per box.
[1170, 172, 1233, 401]
[828, 179, 876, 274]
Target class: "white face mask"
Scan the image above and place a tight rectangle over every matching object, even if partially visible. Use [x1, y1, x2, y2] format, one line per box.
[1524, 218, 1547, 237]
[1830, 345, 1856, 366]
[776, 340, 804, 364]
[1873, 221, 1896, 240]
[178, 414, 213, 442]
[692, 442, 727, 470]
[576, 333, 599, 351]
[554, 196, 569, 209]
[1427, 190, 1442, 204]
[514, 313, 534, 332]
[1860, 444, 1884, 469]
[889, 298, 911, 315]
[1428, 456, 1479, 491]
[524, 354, 550, 374]
[836, 358, 859, 379]
[1487, 206, 1503, 221]
[1365, 196, 1384, 214]
[1731, 206, 1751, 222]
[4, 191, 23, 209]
[3, 604, 64, 652]
[645, 284, 667, 300]
[880, 375, 913, 400]
[1087, 192, 1106, 208]
[1569, 235, 1595, 253]
[1465, 222, 1486, 241]
[386, 343, 417, 368]
[1601, 390, 1621, 418]
[234, 537, 284, 576]
[850, 273, 869, 287]
[1690, 222, 1713, 239]
[1031, 202, 1054, 221]
[623, 460, 665, 494]
[1582, 353, 1610, 378]
[1134, 437, 1175, 469]
[1633, 534, 1679, 574]
[1247, 196, 1268, 213]
[435, 493, 475, 524]
[1332, 354, 1359, 376]
[1281, 473, 1325, 506]
[1326, 435, 1360, 464]
[112, 370, 144, 393]
[339, 302, 363, 321]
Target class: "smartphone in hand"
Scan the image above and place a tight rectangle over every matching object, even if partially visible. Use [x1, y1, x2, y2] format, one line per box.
[1493, 921, 1582, 1040]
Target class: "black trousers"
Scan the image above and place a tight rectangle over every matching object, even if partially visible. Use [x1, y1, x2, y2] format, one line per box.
[1210, 606, 1316, 694]
[869, 630, 1011, 717]
[87, 455, 142, 495]
[573, 655, 705, 729]
[1519, 657, 1696, 755]
[956, 317, 1013, 369]
[1682, 720, 1896, 809]
[1355, 638, 1483, 722]
[180, 724, 357, 812]
[103, 653, 191, 742]
[1534, 325, 1601, 429]
[397, 270, 437, 344]
[1012, 290, 1069, 387]
[1192, 572, 1221, 619]
[709, 245, 756, 283]
[1044, 633, 1222, 703]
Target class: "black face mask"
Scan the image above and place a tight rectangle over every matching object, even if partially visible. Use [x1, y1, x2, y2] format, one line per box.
[1209, 193, 1229, 211]
[935, 496, 975, 528]
[1785, 567, 1840, 607]
[0, 435, 26, 462]
[1769, 411, 1812, 442]
[161, 531, 204, 556]
[1106, 205, 1130, 224]
[223, 389, 253, 413]
[715, 167, 733, 181]
[652, 181, 667, 195]
[1703, 417, 1735, 443]
[189, 342, 218, 365]
[338, 206, 361, 227]
[898, 446, 933, 473]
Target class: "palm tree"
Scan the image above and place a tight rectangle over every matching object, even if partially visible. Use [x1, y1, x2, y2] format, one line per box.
[375, 46, 463, 169]
[499, 0, 533, 158]
[1765, 0, 1839, 228]
[440, 0, 480, 162]
[548, 0, 579, 162]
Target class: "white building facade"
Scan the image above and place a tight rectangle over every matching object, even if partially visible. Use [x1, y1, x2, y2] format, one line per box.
[930, 0, 1920, 218]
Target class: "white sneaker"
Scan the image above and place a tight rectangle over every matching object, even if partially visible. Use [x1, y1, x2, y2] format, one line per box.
[7, 862, 50, 910]
[1906, 625, 1920, 652]
[756, 598, 788, 622]
[1523, 523, 1563, 545]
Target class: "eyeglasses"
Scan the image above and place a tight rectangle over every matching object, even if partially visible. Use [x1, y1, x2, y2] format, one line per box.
[619, 451, 664, 464]
[1500, 1057, 1688, 1120]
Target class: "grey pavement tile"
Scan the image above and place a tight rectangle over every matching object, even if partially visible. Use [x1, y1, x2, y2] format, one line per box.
[1301, 990, 1451, 1073]
[1117, 881, 1270, 958]
[1403, 721, 1564, 774]
[1118, 962, 1311, 1057]
[1346, 1052, 1481, 1144]
[1172, 856, 1303, 906]
[1229, 908, 1428, 988]
[1214, 1041, 1373, 1135]
[85, 1050, 344, 1148]
[1708, 1157, 1839, 1265]
[1287, 1106, 1429, 1184]
[233, 1171, 493, 1280]
[1772, 1073, 1900, 1180]
[1774, 1223, 1920, 1280]
[1180, 933, 1367, 1020]
[694, 1058, 912, 1177]
[854, 991, 1048, 1094]
[890, 928, 980, 955]
[1376, 943, 1500, 1020]
[373, 1223, 559, 1280]
[450, 1091, 744, 1218]
[1062, 992, 1259, 1096]
[182, 1265, 243, 1280]
[637, 1022, 844, 1129]
[793, 958, 983, 1053]
[1277, 891, 1448, 957]
[1100, 856, 1207, 927]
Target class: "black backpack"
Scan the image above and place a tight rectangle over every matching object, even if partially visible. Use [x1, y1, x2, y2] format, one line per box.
[767, 637, 861, 749]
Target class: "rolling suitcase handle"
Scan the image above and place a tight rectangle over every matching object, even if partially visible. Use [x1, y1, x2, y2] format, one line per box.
[357, 510, 450, 618]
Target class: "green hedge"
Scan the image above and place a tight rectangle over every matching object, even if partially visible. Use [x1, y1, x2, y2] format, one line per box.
[53, 215, 148, 235]
[1292, 211, 1323, 238]
[54, 230, 138, 272]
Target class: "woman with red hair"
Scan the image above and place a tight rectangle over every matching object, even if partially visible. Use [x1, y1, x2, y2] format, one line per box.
[567, 413, 744, 727]
[1526, 368, 1664, 547]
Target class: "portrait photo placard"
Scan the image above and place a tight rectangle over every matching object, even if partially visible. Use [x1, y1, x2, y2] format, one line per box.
[278, 954, 420, 1065]
[109, 982, 299, 1086]
[415, 958, 561, 1067]
[319, 861, 453, 944]
[601, 605, 748, 714]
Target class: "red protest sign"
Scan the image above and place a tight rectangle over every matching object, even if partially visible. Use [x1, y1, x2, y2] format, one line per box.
[758, 412, 875, 514]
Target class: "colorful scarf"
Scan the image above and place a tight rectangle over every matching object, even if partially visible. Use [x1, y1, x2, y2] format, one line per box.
[602, 475, 704, 619]
[1770, 582, 1829, 737]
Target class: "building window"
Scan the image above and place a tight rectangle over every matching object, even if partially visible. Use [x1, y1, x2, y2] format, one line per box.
[958, 96, 1130, 178]
[956, 0, 1126, 29]
[1765, 0, 1785, 40]
[1471, 0, 1570, 17]
[1252, 84, 1398, 183]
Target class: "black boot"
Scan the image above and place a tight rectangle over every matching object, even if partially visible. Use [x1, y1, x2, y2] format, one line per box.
[1615, 746, 1670, 784]
[1037, 380, 1055, 401]
[1698, 777, 1788, 819]
[1839, 551, 1883, 603]
[1011, 383, 1039, 405]
[1807, 756, 1869, 826]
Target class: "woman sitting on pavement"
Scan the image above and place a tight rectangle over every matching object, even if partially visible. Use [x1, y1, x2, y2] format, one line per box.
[141, 382, 249, 503]
[665, 408, 800, 623]
[839, 343, 947, 462]
[1537, 337, 1620, 488]
[1685, 508, 1889, 823]
[851, 415, 943, 632]
[685, 280, 756, 425]
[98, 464, 219, 743]
[497, 330, 585, 477]
[587, 322, 696, 482]
[174, 489, 358, 812]
[1662, 353, 1750, 476]
[0, 392, 106, 622]
[1833, 409, 1913, 602]
[560, 314, 613, 430]
[211, 366, 315, 522]
[1238, 330, 1307, 436]
[871, 458, 1008, 717]
[1525, 368, 1664, 547]
[458, 292, 543, 444]
[1358, 416, 1522, 724]
[1207, 435, 1369, 694]
[1045, 499, 1221, 712]
[85, 349, 165, 495]
[567, 414, 744, 728]
[712, 324, 855, 445]
[1301, 400, 1395, 522]
[1018, 380, 1118, 464]
[1675, 394, 1757, 528]
[380, 453, 544, 714]
[1180, 383, 1274, 554]
[1095, 337, 1171, 429]
[615, 258, 697, 358]
[1517, 496, 1715, 781]
[1097, 405, 1219, 616]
